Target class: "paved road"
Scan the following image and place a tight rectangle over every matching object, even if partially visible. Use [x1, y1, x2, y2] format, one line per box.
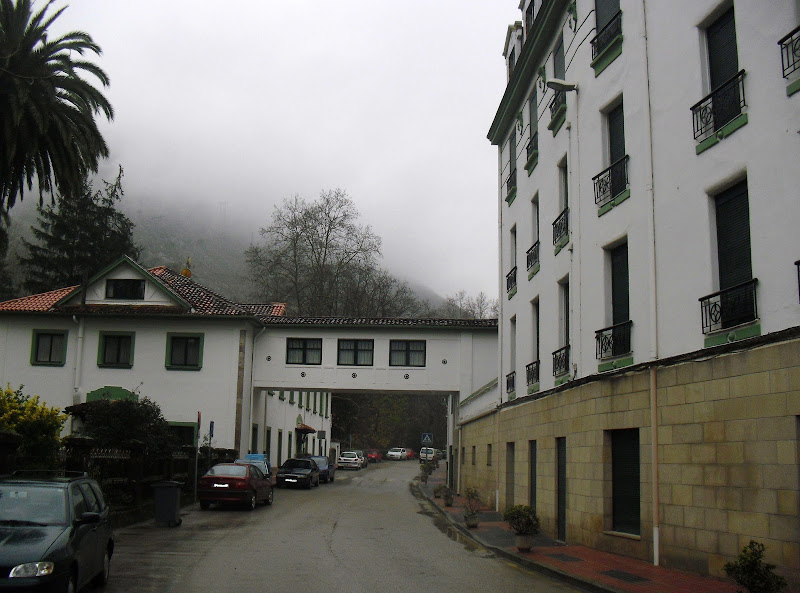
[102, 461, 582, 593]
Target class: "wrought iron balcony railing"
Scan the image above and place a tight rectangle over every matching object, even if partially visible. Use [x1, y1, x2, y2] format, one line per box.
[526, 360, 540, 386]
[552, 345, 570, 377]
[549, 90, 566, 120]
[506, 371, 516, 393]
[699, 278, 758, 334]
[526, 241, 540, 271]
[691, 70, 746, 141]
[779, 24, 800, 78]
[506, 168, 517, 195]
[552, 207, 569, 245]
[526, 131, 539, 159]
[595, 320, 633, 360]
[593, 155, 629, 208]
[591, 11, 622, 60]
[506, 266, 517, 293]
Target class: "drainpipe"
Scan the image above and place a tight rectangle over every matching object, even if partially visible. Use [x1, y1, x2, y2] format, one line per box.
[71, 315, 85, 432]
[641, 0, 661, 566]
[495, 143, 504, 510]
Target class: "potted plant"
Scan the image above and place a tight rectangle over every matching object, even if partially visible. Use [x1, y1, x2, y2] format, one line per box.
[463, 487, 482, 528]
[503, 505, 540, 551]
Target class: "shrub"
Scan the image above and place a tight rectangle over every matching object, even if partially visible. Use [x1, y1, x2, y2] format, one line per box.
[0, 384, 65, 458]
[464, 487, 482, 515]
[502, 505, 540, 535]
[723, 541, 787, 593]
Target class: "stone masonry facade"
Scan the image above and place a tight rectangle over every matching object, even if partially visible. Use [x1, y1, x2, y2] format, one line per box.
[458, 334, 800, 587]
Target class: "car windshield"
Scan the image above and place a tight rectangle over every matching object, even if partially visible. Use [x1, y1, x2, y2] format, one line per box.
[282, 459, 313, 470]
[389, 448, 403, 453]
[0, 485, 67, 525]
[207, 465, 247, 477]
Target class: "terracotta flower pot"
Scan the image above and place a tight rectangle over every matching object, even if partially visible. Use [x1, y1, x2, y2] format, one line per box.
[464, 513, 479, 528]
[514, 533, 535, 552]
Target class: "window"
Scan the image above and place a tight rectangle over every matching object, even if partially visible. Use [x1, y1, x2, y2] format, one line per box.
[611, 428, 640, 534]
[487, 444, 493, 467]
[277, 429, 283, 466]
[98, 332, 134, 368]
[313, 392, 317, 414]
[508, 46, 516, 79]
[528, 440, 537, 509]
[553, 280, 570, 376]
[592, 0, 622, 63]
[461, 447, 465, 465]
[166, 333, 203, 370]
[598, 243, 632, 359]
[105, 279, 145, 300]
[31, 330, 67, 366]
[286, 338, 322, 365]
[471, 446, 476, 465]
[553, 35, 565, 79]
[525, 2, 535, 37]
[337, 339, 374, 366]
[389, 340, 426, 367]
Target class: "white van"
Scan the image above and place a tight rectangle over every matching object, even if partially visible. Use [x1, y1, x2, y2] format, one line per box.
[419, 447, 436, 462]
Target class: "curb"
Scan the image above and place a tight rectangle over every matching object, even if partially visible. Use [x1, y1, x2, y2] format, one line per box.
[412, 480, 626, 593]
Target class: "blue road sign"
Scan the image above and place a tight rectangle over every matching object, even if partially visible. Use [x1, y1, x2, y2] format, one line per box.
[421, 433, 433, 445]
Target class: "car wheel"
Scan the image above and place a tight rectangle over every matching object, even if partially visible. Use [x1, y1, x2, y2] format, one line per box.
[305, 478, 312, 489]
[265, 488, 274, 505]
[200, 500, 210, 510]
[247, 491, 257, 510]
[93, 546, 111, 586]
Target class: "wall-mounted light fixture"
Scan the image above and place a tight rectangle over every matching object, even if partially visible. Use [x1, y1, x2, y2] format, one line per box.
[547, 78, 578, 92]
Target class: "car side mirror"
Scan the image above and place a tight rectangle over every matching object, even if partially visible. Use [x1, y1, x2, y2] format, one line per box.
[77, 512, 101, 524]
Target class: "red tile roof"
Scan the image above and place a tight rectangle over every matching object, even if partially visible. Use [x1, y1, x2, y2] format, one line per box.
[0, 286, 78, 312]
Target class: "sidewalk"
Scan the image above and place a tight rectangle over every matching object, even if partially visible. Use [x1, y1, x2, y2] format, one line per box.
[417, 465, 738, 593]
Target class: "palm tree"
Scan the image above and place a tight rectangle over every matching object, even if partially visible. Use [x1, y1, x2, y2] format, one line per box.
[0, 0, 113, 210]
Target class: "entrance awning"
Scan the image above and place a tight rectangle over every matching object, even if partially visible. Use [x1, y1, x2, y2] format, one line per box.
[295, 423, 316, 434]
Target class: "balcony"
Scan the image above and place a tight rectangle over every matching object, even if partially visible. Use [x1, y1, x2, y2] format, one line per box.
[526, 241, 540, 273]
[595, 320, 633, 360]
[691, 70, 747, 149]
[506, 266, 517, 295]
[505, 168, 518, 204]
[591, 11, 622, 60]
[552, 345, 570, 377]
[552, 207, 569, 248]
[593, 155, 629, 212]
[526, 360, 540, 386]
[699, 278, 758, 334]
[506, 371, 516, 394]
[547, 90, 566, 135]
[779, 25, 800, 78]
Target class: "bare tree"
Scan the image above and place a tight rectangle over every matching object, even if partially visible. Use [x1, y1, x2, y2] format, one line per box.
[246, 189, 419, 317]
[432, 290, 498, 319]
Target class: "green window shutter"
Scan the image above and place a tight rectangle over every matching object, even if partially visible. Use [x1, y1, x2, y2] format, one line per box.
[707, 8, 738, 90]
[612, 429, 640, 535]
[595, 0, 620, 31]
[715, 181, 752, 290]
[608, 103, 625, 163]
[611, 243, 629, 324]
[553, 37, 565, 79]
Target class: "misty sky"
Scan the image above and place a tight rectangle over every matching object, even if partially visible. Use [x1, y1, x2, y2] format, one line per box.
[47, 1, 519, 298]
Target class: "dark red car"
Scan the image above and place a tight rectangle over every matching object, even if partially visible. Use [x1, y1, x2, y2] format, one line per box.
[198, 463, 274, 510]
[366, 449, 383, 463]
[406, 448, 416, 460]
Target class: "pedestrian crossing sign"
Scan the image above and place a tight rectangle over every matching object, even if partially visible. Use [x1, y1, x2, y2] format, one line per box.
[421, 433, 433, 445]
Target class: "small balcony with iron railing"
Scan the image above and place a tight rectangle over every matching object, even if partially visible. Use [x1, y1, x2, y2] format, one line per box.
[525, 131, 539, 173]
[593, 155, 630, 214]
[552, 207, 569, 251]
[779, 25, 800, 96]
[547, 90, 566, 135]
[506, 266, 517, 298]
[590, 11, 623, 75]
[552, 345, 570, 378]
[526, 241, 540, 278]
[691, 70, 747, 153]
[506, 371, 516, 396]
[505, 167, 518, 203]
[595, 320, 633, 362]
[526, 360, 540, 392]
[699, 278, 758, 336]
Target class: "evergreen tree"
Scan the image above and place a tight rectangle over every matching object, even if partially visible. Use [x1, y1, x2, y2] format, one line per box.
[19, 167, 140, 294]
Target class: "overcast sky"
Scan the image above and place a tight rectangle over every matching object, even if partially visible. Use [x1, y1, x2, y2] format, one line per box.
[48, 1, 519, 298]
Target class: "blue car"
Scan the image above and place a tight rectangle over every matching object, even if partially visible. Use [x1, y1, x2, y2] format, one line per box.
[309, 456, 336, 483]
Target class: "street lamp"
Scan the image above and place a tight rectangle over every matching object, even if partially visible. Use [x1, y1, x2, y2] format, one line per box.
[546, 78, 578, 92]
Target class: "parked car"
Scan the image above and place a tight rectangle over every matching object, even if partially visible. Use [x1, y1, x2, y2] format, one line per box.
[277, 458, 320, 489]
[406, 448, 416, 460]
[419, 447, 436, 462]
[351, 450, 367, 468]
[309, 455, 336, 483]
[199, 462, 274, 510]
[366, 449, 383, 463]
[236, 453, 274, 485]
[337, 451, 361, 470]
[386, 447, 407, 460]
[0, 471, 114, 593]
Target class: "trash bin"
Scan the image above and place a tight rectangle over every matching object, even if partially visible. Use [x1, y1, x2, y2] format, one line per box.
[152, 481, 183, 527]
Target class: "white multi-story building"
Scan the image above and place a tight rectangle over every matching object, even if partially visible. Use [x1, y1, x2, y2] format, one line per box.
[461, 0, 800, 584]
